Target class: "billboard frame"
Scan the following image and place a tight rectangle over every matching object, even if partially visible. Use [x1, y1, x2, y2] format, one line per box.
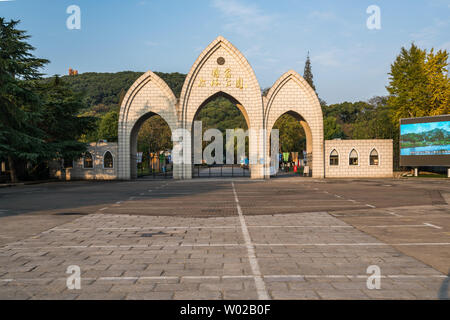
[399, 114, 450, 167]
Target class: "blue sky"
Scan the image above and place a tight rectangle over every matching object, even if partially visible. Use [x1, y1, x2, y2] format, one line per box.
[1, 0, 449, 104]
[401, 121, 450, 135]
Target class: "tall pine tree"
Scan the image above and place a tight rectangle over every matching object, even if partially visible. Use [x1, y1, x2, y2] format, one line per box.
[303, 52, 316, 92]
[0, 18, 49, 182]
[35, 76, 94, 163]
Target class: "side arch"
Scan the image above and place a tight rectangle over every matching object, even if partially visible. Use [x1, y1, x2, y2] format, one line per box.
[179, 36, 264, 179]
[118, 70, 179, 180]
[264, 70, 324, 178]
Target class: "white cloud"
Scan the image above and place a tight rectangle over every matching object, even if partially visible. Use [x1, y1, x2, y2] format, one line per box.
[144, 41, 158, 47]
[308, 11, 337, 21]
[312, 49, 343, 68]
[439, 42, 450, 51]
[311, 44, 377, 69]
[242, 44, 263, 58]
[410, 19, 449, 47]
[212, 0, 276, 36]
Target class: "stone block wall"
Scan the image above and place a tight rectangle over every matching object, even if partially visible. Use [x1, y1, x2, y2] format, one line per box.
[325, 139, 393, 178]
[51, 142, 118, 180]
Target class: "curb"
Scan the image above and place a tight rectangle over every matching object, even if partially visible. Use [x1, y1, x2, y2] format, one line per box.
[0, 179, 60, 188]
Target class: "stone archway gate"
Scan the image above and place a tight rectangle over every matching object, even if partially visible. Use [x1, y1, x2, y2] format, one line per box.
[118, 36, 324, 180]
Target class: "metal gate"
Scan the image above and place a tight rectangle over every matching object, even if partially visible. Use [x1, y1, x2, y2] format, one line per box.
[138, 167, 173, 179]
[193, 164, 250, 178]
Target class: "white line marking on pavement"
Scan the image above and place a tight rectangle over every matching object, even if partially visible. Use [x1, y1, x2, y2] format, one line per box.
[251, 242, 450, 247]
[7, 242, 450, 251]
[1, 274, 446, 283]
[366, 204, 376, 208]
[387, 211, 402, 217]
[231, 181, 269, 300]
[423, 223, 442, 230]
[221, 275, 254, 279]
[51, 222, 436, 232]
[52, 225, 347, 231]
[360, 224, 438, 229]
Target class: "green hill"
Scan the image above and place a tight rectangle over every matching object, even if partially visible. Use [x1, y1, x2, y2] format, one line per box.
[54, 71, 186, 116]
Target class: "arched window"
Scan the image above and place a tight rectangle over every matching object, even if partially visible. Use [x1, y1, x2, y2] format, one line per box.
[370, 149, 379, 166]
[330, 149, 339, 166]
[83, 152, 93, 169]
[349, 149, 358, 166]
[103, 151, 114, 169]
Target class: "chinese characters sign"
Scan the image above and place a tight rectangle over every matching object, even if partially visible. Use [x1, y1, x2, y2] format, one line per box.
[198, 68, 245, 90]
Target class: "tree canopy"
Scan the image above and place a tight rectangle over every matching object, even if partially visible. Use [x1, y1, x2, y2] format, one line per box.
[387, 43, 450, 123]
[0, 18, 49, 182]
[0, 19, 94, 181]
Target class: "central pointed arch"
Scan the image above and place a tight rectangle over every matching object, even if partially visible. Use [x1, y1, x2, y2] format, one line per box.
[179, 36, 264, 179]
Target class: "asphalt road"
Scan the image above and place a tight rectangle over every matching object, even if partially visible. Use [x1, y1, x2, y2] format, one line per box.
[0, 177, 448, 217]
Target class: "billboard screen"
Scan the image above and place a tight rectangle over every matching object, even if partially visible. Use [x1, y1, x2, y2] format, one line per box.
[400, 115, 450, 167]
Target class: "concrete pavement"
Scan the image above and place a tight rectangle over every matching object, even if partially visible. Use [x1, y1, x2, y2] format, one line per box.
[0, 177, 449, 299]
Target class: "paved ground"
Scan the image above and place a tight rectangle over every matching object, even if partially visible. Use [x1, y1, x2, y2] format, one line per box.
[0, 177, 449, 300]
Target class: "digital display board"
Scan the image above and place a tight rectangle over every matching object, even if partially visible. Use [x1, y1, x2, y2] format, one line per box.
[400, 115, 450, 167]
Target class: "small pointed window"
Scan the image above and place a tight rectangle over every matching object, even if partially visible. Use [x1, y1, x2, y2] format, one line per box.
[83, 152, 93, 169]
[330, 150, 339, 166]
[104, 151, 114, 168]
[370, 149, 379, 166]
[349, 149, 358, 166]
